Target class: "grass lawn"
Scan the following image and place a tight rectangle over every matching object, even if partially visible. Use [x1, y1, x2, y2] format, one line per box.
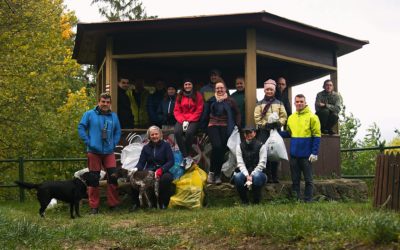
[1, 200, 399, 249]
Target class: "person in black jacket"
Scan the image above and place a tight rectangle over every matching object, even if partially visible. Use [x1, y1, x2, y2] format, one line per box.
[233, 126, 267, 204]
[131, 126, 174, 210]
[157, 83, 177, 130]
[117, 77, 134, 129]
[275, 77, 292, 117]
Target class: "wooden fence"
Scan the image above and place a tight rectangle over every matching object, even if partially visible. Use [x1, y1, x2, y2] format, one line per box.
[374, 154, 400, 211]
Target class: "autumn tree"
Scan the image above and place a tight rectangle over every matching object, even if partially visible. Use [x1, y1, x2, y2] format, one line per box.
[0, 0, 92, 158]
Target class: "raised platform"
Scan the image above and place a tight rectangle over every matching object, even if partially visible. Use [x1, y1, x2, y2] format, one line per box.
[103, 178, 368, 206]
[205, 178, 368, 205]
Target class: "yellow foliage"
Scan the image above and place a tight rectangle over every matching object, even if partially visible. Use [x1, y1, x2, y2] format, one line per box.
[385, 137, 400, 154]
[60, 14, 73, 40]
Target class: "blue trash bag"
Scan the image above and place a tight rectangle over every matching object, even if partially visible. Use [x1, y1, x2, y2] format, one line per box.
[173, 150, 183, 164]
[169, 163, 184, 180]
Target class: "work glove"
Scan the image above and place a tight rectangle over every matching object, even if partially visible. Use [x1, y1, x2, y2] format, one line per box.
[308, 154, 318, 163]
[182, 121, 189, 132]
[155, 168, 163, 179]
[244, 180, 252, 190]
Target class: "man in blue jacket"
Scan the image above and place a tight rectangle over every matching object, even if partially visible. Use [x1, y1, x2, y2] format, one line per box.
[78, 92, 121, 214]
[283, 94, 321, 202]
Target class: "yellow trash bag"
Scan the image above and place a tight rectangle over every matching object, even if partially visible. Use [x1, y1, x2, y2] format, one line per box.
[168, 164, 207, 209]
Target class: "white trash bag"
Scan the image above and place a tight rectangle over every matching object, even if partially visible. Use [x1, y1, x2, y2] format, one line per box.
[121, 134, 144, 172]
[222, 126, 241, 177]
[227, 126, 241, 154]
[266, 129, 288, 161]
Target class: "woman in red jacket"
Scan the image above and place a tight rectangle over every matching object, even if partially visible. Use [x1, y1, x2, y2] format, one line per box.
[173, 79, 204, 167]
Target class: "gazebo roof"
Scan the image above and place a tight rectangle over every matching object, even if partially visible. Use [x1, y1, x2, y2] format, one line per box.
[73, 11, 368, 64]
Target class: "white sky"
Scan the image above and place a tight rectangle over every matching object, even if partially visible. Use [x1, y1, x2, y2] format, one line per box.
[64, 0, 400, 141]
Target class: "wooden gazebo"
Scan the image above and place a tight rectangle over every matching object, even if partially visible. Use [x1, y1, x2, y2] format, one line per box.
[73, 11, 368, 177]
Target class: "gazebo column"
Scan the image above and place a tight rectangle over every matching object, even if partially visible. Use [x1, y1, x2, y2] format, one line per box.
[245, 28, 257, 126]
[106, 37, 118, 111]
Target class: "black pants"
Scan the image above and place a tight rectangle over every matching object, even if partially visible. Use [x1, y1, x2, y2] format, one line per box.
[131, 172, 174, 207]
[174, 121, 199, 157]
[207, 126, 228, 177]
[316, 108, 338, 132]
[290, 157, 313, 202]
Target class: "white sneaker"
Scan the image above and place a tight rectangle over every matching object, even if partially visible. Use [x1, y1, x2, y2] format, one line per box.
[184, 157, 194, 170]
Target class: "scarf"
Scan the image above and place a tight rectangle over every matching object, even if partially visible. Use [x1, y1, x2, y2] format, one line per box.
[261, 96, 275, 118]
[215, 93, 228, 102]
[183, 90, 193, 97]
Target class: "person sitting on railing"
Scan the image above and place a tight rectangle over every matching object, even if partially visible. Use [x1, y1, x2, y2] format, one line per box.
[315, 79, 342, 135]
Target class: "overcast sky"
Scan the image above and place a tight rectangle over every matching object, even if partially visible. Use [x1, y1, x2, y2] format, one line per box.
[64, 0, 400, 142]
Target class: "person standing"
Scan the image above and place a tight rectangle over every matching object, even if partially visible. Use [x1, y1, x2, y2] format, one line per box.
[315, 79, 342, 135]
[231, 76, 246, 128]
[117, 77, 134, 129]
[78, 93, 122, 214]
[254, 79, 287, 183]
[275, 77, 292, 117]
[233, 126, 267, 204]
[127, 79, 150, 128]
[157, 83, 177, 130]
[174, 79, 204, 167]
[204, 81, 241, 184]
[147, 79, 166, 127]
[284, 94, 321, 202]
[200, 69, 221, 102]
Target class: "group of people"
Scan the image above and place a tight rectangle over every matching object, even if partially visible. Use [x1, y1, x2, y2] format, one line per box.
[78, 70, 342, 213]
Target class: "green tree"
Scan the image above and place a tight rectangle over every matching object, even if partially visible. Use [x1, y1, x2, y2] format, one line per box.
[91, 0, 156, 21]
[0, 0, 90, 158]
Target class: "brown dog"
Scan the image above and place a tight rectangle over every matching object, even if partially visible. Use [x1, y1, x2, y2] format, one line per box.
[129, 170, 159, 208]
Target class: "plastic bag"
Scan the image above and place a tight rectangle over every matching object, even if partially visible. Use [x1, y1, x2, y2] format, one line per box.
[222, 126, 240, 177]
[267, 112, 279, 124]
[227, 126, 241, 154]
[266, 129, 288, 161]
[121, 142, 144, 172]
[221, 151, 237, 178]
[168, 164, 207, 209]
[169, 163, 185, 180]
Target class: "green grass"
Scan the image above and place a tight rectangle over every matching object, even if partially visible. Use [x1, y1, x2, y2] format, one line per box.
[1, 200, 399, 249]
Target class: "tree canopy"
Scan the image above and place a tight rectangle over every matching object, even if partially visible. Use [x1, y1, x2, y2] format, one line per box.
[91, 0, 156, 21]
[0, 0, 94, 158]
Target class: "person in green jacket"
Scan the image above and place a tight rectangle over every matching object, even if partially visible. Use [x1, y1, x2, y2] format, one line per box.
[231, 76, 245, 128]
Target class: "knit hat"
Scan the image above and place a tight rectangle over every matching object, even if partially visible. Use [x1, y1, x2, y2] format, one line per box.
[264, 79, 276, 91]
[166, 82, 177, 90]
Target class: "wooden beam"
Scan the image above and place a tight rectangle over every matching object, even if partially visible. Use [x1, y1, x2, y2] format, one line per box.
[105, 37, 118, 111]
[245, 28, 257, 127]
[256, 49, 337, 71]
[112, 49, 246, 59]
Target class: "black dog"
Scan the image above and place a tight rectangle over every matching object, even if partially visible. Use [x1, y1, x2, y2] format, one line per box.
[15, 172, 90, 219]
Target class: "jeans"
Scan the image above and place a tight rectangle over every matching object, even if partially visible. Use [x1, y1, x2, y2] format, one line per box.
[234, 171, 267, 204]
[289, 157, 313, 202]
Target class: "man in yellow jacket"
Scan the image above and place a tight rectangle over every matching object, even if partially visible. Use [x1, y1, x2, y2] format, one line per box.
[127, 79, 150, 128]
[282, 94, 321, 202]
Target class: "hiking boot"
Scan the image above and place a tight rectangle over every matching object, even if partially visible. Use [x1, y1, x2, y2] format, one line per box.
[215, 175, 222, 185]
[90, 208, 98, 215]
[207, 172, 215, 184]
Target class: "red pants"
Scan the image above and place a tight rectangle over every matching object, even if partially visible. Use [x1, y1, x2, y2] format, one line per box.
[87, 153, 120, 208]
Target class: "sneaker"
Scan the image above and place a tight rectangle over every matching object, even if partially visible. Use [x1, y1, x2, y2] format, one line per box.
[207, 172, 215, 184]
[180, 158, 187, 167]
[90, 208, 98, 215]
[184, 157, 194, 170]
[215, 175, 222, 185]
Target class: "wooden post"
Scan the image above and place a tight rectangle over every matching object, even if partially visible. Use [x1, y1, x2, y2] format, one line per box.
[245, 28, 257, 126]
[106, 37, 118, 111]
